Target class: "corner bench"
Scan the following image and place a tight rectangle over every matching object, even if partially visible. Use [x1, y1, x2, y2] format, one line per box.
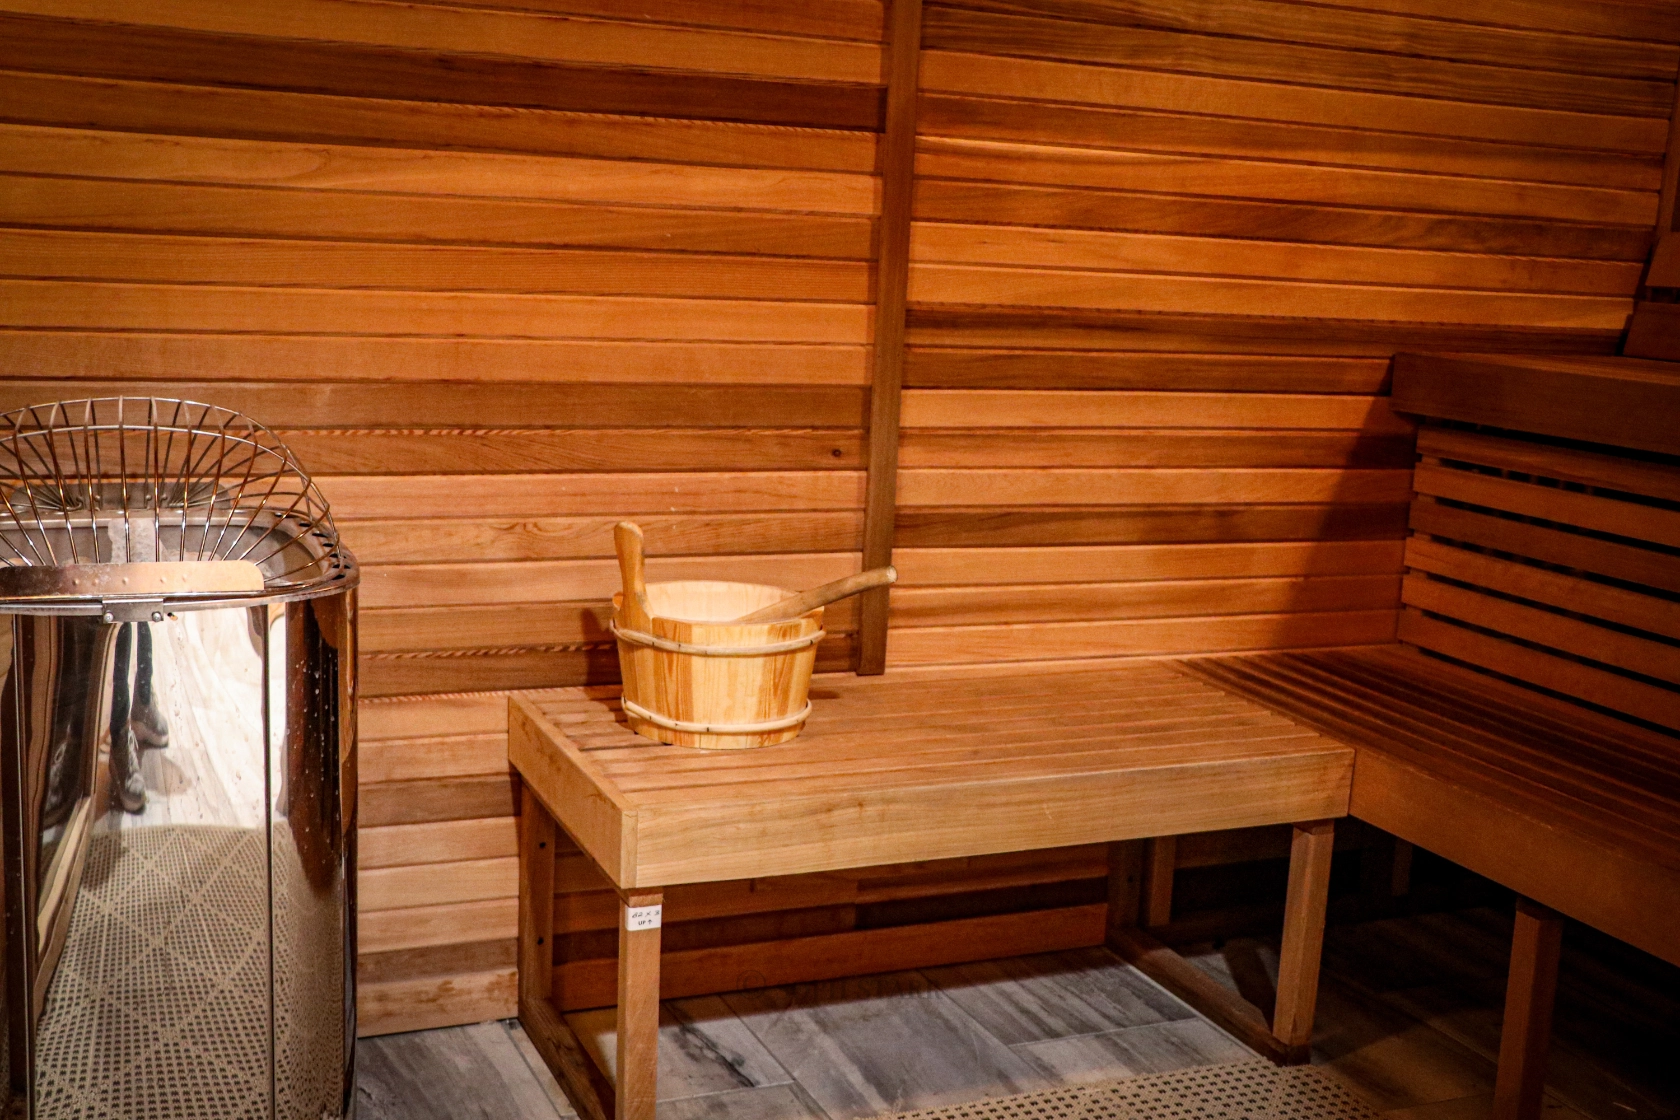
[1168, 344, 1680, 1120]
[508, 661, 1355, 1120]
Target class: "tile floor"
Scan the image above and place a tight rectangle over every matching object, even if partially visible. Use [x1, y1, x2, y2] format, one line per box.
[355, 908, 1679, 1120]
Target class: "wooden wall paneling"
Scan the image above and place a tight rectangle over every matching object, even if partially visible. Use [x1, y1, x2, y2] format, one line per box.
[892, 0, 1674, 677]
[0, 69, 883, 170]
[1400, 424, 1680, 733]
[1653, 41, 1680, 237]
[916, 50, 1669, 151]
[0, 0, 897, 1037]
[859, 0, 925, 673]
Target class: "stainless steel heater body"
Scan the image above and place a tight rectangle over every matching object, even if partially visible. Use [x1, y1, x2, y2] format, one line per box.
[0, 399, 359, 1119]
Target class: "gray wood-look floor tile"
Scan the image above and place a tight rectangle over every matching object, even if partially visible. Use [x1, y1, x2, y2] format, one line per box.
[923, 948, 1192, 1046]
[723, 971, 1053, 1119]
[566, 995, 793, 1102]
[505, 1018, 583, 1118]
[1383, 1091, 1598, 1120]
[1320, 910, 1512, 996]
[1013, 1018, 1254, 1084]
[356, 1020, 574, 1120]
[1383, 982, 1680, 1120]
[1308, 972, 1495, 1112]
[658, 1082, 832, 1120]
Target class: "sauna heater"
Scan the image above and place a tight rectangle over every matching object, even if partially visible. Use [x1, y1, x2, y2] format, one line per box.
[0, 398, 359, 1119]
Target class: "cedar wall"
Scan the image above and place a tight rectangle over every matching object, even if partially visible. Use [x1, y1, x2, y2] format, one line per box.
[0, 0, 1676, 1035]
[892, 0, 1677, 665]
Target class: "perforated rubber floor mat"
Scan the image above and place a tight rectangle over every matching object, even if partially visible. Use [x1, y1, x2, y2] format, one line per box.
[33, 826, 271, 1120]
[878, 1062, 1379, 1120]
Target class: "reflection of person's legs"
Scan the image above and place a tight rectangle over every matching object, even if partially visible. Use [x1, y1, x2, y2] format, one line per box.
[129, 623, 169, 749]
[42, 618, 98, 826]
[108, 623, 145, 814]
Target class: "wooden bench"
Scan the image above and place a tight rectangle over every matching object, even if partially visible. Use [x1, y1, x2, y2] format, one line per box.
[505, 245, 1680, 1120]
[1180, 347, 1680, 1120]
[508, 661, 1355, 1120]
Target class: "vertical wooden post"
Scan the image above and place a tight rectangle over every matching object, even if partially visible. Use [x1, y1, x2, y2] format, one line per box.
[857, 0, 924, 674]
[1493, 898, 1564, 1120]
[1107, 839, 1145, 938]
[1390, 839, 1413, 897]
[518, 784, 557, 1010]
[515, 776, 612, 1120]
[1657, 69, 1680, 239]
[616, 887, 664, 1120]
[1141, 836, 1177, 928]
[1272, 819, 1335, 1061]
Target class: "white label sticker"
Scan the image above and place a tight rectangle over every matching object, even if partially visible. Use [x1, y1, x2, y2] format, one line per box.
[625, 903, 663, 931]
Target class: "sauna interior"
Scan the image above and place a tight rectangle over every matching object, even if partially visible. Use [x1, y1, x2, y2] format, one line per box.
[2, 0, 1678, 1118]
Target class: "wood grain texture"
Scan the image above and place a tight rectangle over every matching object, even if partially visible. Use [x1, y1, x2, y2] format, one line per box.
[918, 50, 1668, 151]
[860, 0, 925, 674]
[920, 7, 1672, 117]
[1393, 353, 1680, 456]
[513, 662, 1353, 889]
[1492, 898, 1565, 1120]
[1272, 820, 1334, 1059]
[916, 92, 1663, 190]
[1179, 647, 1680, 966]
[0, 69, 881, 171]
[18, 0, 1678, 1045]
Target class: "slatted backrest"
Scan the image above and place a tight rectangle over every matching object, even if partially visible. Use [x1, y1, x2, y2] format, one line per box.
[1401, 424, 1680, 732]
[1624, 236, 1680, 360]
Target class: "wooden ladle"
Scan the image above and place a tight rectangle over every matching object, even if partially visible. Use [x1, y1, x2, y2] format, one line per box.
[613, 520, 653, 631]
[733, 566, 898, 623]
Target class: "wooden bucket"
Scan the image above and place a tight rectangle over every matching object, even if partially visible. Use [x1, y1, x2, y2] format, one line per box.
[611, 579, 824, 749]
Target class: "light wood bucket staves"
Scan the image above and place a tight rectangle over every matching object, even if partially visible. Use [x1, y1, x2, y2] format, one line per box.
[612, 579, 825, 749]
[610, 522, 895, 749]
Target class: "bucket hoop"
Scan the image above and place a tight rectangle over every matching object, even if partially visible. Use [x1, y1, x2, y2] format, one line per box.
[609, 621, 825, 657]
[621, 696, 812, 735]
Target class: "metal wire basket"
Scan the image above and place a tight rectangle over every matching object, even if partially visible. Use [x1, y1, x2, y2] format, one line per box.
[0, 397, 351, 594]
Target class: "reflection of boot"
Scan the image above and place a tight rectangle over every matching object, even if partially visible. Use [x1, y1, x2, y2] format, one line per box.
[41, 729, 78, 826]
[112, 727, 145, 814]
[129, 699, 170, 750]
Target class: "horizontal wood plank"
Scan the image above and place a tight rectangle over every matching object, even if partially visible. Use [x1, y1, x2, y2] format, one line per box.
[0, 69, 880, 170]
[917, 92, 1662, 191]
[0, 336, 871, 386]
[895, 503, 1411, 547]
[921, 7, 1671, 117]
[1, 0, 883, 84]
[896, 468, 1414, 506]
[0, 124, 879, 213]
[891, 574, 1400, 627]
[0, 381, 868, 428]
[904, 351, 1393, 393]
[884, 609, 1398, 664]
[914, 180, 1653, 261]
[919, 50, 1669, 152]
[0, 230, 874, 302]
[323, 473, 866, 519]
[894, 540, 1405, 585]
[0, 177, 875, 258]
[0, 280, 871, 343]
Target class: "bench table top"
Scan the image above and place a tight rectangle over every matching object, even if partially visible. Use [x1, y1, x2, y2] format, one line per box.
[509, 661, 1353, 890]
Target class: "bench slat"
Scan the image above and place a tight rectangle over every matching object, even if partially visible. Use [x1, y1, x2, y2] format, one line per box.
[1175, 648, 1680, 967]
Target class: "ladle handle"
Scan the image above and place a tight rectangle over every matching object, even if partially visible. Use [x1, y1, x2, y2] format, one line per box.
[614, 521, 652, 628]
[734, 566, 898, 623]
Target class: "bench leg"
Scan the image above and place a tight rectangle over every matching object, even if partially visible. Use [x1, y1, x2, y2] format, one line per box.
[616, 887, 664, 1120]
[1272, 819, 1334, 1063]
[1141, 836, 1177, 929]
[1493, 898, 1563, 1120]
[517, 785, 612, 1120]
